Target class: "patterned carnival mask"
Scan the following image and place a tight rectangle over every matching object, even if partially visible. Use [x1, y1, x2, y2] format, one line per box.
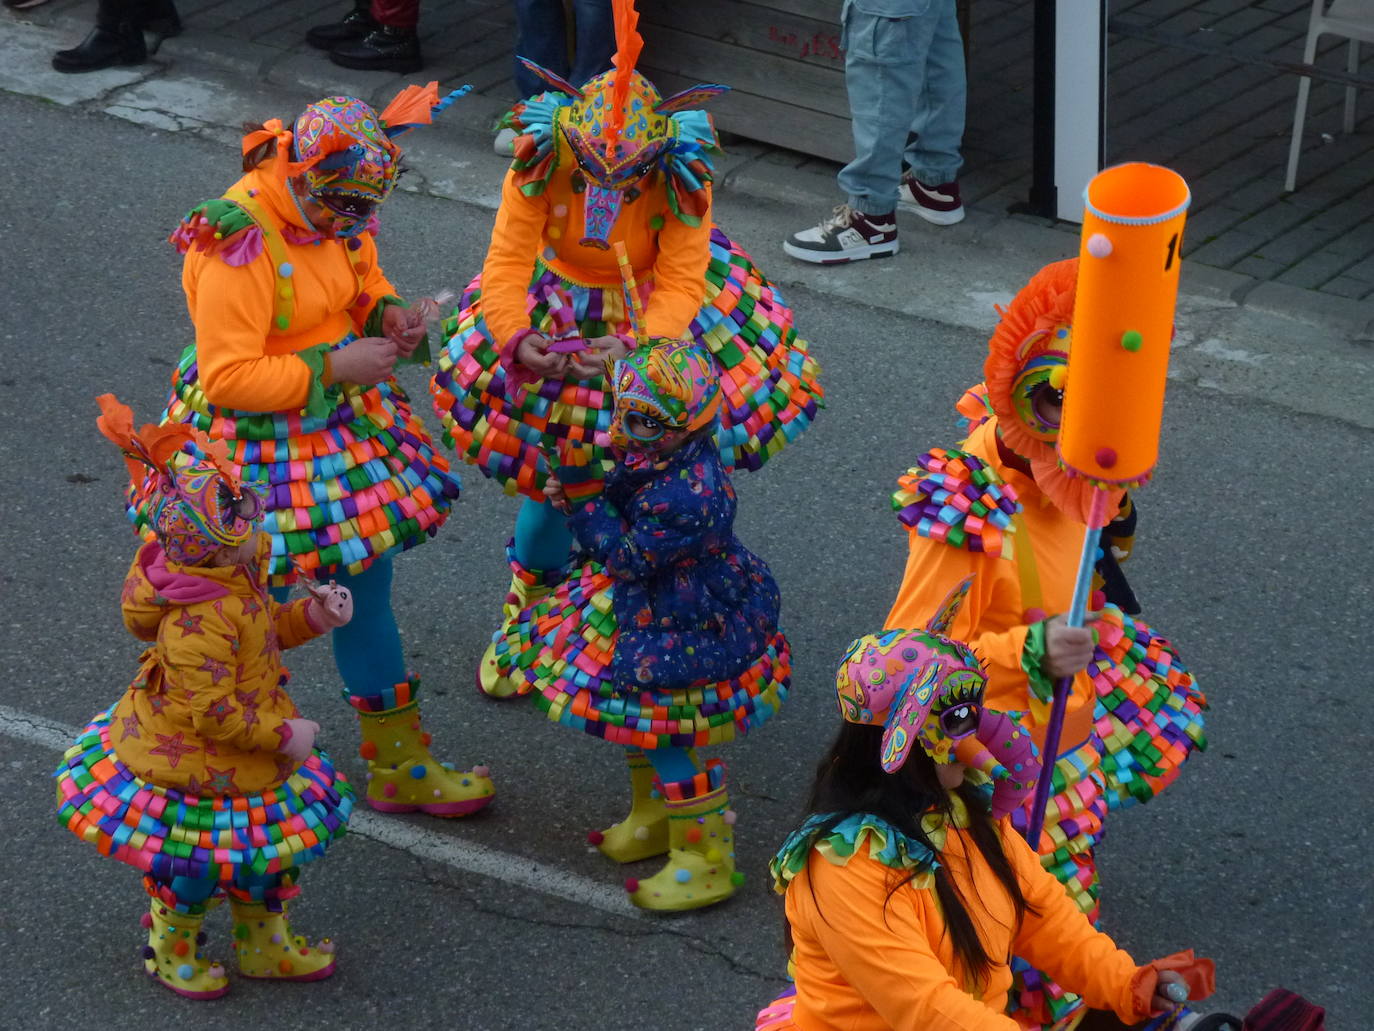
[836, 577, 1041, 817]
[509, 0, 728, 248]
[239, 83, 467, 239]
[96, 394, 262, 566]
[608, 339, 721, 456]
[982, 258, 1120, 524]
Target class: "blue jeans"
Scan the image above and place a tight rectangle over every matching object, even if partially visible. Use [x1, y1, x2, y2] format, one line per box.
[513, 0, 614, 99]
[837, 0, 966, 215]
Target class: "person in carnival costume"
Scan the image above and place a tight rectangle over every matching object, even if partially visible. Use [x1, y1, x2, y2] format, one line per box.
[884, 258, 1208, 1027]
[428, 0, 823, 702]
[753, 594, 1223, 1031]
[56, 397, 356, 1000]
[145, 84, 495, 818]
[495, 339, 789, 911]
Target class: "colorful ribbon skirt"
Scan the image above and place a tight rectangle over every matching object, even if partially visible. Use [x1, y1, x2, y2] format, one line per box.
[496, 564, 790, 750]
[429, 227, 824, 501]
[55, 706, 353, 884]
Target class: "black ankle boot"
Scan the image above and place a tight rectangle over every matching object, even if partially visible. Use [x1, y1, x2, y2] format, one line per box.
[306, 2, 379, 50]
[328, 24, 422, 73]
[51, 21, 147, 72]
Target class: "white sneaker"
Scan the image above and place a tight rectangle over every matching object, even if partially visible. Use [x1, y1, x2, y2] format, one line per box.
[493, 126, 518, 157]
[783, 205, 900, 264]
[898, 175, 965, 225]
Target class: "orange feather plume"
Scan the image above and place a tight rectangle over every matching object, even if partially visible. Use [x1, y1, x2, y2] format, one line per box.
[95, 394, 242, 494]
[379, 81, 441, 130]
[608, 0, 644, 146]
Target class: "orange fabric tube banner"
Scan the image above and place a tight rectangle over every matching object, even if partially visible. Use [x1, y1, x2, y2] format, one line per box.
[1059, 162, 1190, 490]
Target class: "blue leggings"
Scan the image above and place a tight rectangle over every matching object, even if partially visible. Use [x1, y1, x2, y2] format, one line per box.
[150, 870, 290, 911]
[513, 496, 575, 573]
[270, 554, 405, 698]
[641, 746, 699, 784]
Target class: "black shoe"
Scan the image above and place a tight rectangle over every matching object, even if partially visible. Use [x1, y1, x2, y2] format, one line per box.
[52, 22, 147, 72]
[306, 4, 379, 50]
[138, 0, 181, 43]
[328, 25, 422, 73]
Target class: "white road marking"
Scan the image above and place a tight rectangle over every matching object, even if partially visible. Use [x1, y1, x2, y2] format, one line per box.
[4, 704, 646, 921]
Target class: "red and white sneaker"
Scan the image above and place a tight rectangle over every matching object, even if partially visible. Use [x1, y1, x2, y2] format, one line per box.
[784, 205, 899, 264]
[899, 175, 965, 225]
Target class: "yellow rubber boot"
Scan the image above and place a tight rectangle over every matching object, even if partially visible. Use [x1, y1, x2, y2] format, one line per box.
[229, 899, 336, 981]
[477, 544, 564, 699]
[625, 760, 742, 912]
[586, 749, 670, 863]
[141, 902, 229, 1000]
[354, 678, 495, 817]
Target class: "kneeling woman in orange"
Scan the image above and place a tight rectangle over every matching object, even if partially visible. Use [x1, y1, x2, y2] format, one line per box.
[141, 85, 493, 817]
[755, 599, 1217, 1031]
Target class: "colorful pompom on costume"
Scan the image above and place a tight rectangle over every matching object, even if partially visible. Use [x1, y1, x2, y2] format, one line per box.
[754, 597, 1217, 1031]
[884, 259, 1207, 1028]
[426, 0, 822, 699]
[136, 86, 494, 820]
[56, 398, 353, 1001]
[498, 340, 790, 911]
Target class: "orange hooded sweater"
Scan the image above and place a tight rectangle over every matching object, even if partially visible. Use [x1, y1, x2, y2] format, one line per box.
[111, 534, 324, 795]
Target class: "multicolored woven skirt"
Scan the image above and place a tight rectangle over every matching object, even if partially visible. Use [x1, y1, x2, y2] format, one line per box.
[133, 340, 461, 586]
[55, 706, 353, 884]
[496, 564, 790, 750]
[1090, 608, 1207, 811]
[428, 227, 824, 501]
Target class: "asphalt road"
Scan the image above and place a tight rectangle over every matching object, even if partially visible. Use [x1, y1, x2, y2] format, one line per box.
[1, 92, 1370, 1030]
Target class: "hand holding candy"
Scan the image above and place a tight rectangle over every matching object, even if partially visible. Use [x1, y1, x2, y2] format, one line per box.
[307, 581, 353, 628]
[516, 331, 568, 379]
[382, 303, 427, 357]
[280, 718, 320, 762]
[326, 336, 398, 386]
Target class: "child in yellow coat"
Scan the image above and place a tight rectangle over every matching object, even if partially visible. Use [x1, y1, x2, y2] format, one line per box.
[55, 396, 355, 1000]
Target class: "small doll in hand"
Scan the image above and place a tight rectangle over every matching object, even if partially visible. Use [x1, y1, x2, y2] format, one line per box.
[494, 339, 790, 912]
[54, 395, 356, 1001]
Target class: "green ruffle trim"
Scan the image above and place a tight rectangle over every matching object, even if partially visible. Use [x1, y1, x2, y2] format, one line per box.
[770, 812, 942, 893]
[296, 344, 334, 420]
[1022, 619, 1057, 707]
[363, 294, 431, 366]
[184, 198, 254, 238]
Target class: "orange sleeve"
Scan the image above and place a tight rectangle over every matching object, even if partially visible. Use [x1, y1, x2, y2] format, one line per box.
[481, 171, 546, 347]
[185, 253, 316, 413]
[161, 610, 288, 754]
[271, 596, 326, 651]
[795, 850, 1022, 1031]
[349, 233, 400, 335]
[1005, 824, 1145, 1023]
[643, 200, 711, 339]
[885, 531, 1032, 713]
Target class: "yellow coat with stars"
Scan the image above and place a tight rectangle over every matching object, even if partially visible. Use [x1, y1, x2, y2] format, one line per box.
[111, 533, 324, 795]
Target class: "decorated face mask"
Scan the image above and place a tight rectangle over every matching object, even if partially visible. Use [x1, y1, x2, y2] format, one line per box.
[509, 0, 728, 248]
[835, 577, 1041, 815]
[96, 395, 262, 566]
[292, 96, 398, 238]
[983, 258, 1121, 523]
[608, 339, 721, 457]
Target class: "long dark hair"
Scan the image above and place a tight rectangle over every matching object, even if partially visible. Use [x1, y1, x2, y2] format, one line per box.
[795, 722, 1035, 989]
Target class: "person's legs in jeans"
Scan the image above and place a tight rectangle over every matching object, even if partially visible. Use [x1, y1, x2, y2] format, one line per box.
[903, 0, 965, 187]
[837, 2, 932, 217]
[569, 0, 614, 89]
[514, 0, 570, 98]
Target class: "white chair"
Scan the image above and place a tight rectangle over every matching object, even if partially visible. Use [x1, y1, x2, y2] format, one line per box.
[1285, 0, 1374, 191]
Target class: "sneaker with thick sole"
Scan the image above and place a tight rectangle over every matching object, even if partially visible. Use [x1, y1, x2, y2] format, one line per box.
[783, 205, 899, 264]
[899, 174, 965, 225]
